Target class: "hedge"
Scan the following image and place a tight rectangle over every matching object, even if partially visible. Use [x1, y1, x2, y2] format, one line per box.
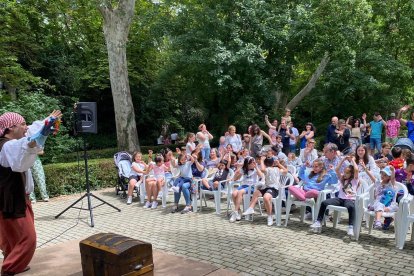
[47, 144, 186, 164]
[38, 158, 118, 198]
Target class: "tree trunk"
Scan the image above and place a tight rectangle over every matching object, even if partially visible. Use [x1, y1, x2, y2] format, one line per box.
[98, 0, 139, 152]
[286, 52, 330, 110]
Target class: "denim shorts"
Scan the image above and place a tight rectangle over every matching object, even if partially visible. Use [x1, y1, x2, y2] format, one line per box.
[237, 185, 254, 194]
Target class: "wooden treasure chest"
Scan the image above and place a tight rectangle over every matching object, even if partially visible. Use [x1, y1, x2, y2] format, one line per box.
[79, 233, 154, 276]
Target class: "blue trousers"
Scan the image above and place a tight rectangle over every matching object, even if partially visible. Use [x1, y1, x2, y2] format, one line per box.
[174, 177, 192, 205]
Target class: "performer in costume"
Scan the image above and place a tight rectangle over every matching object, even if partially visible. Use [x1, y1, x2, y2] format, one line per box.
[0, 110, 61, 275]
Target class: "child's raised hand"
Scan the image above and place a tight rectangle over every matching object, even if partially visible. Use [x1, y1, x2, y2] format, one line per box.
[260, 155, 266, 161]
[361, 113, 366, 120]
[389, 165, 395, 172]
[175, 148, 181, 154]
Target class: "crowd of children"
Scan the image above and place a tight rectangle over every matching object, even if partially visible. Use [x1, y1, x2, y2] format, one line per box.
[123, 106, 414, 234]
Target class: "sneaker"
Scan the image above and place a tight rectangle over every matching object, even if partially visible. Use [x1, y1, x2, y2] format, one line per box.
[126, 196, 133, 205]
[267, 215, 274, 226]
[242, 207, 255, 216]
[347, 225, 354, 236]
[42, 198, 49, 202]
[143, 201, 151, 208]
[229, 211, 237, 223]
[236, 211, 242, 221]
[304, 212, 313, 220]
[373, 220, 382, 229]
[181, 206, 192, 214]
[383, 217, 393, 230]
[310, 221, 322, 233]
[171, 205, 178, 213]
[171, 186, 180, 193]
[310, 221, 321, 228]
[151, 201, 158, 209]
[31, 200, 36, 204]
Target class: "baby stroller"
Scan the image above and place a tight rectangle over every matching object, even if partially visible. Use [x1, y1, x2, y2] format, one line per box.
[114, 151, 138, 198]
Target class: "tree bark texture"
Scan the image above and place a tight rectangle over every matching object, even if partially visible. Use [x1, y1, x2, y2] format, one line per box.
[286, 52, 330, 110]
[98, 0, 139, 152]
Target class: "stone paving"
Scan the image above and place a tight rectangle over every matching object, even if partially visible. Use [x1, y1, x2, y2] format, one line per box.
[16, 189, 414, 275]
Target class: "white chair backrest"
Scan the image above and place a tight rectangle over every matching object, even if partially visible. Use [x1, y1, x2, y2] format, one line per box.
[287, 165, 296, 176]
[171, 166, 180, 178]
[227, 169, 235, 181]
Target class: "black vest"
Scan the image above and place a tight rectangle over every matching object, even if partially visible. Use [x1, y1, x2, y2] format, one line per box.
[0, 138, 27, 218]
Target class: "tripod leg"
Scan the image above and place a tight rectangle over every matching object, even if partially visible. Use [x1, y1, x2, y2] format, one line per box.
[90, 193, 121, 212]
[55, 194, 88, 219]
[87, 193, 95, 227]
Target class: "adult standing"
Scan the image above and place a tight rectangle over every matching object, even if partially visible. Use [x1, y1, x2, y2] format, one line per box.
[264, 115, 278, 145]
[369, 112, 387, 155]
[299, 122, 315, 149]
[385, 112, 400, 144]
[29, 151, 49, 203]
[278, 120, 291, 155]
[326, 116, 338, 144]
[397, 105, 414, 144]
[170, 132, 178, 144]
[196, 124, 213, 161]
[288, 121, 299, 154]
[224, 125, 242, 153]
[0, 110, 62, 275]
[335, 119, 351, 152]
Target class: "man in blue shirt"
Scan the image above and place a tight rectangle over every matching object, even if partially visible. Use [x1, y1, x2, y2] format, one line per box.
[397, 105, 414, 144]
[369, 112, 387, 155]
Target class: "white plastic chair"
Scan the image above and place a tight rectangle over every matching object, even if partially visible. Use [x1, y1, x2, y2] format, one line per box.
[199, 169, 235, 215]
[254, 173, 294, 226]
[321, 179, 367, 241]
[284, 183, 332, 226]
[396, 195, 414, 249]
[355, 182, 408, 245]
[287, 165, 297, 177]
[190, 168, 209, 212]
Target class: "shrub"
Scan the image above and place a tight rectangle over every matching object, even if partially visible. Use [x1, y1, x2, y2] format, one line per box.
[40, 158, 117, 198]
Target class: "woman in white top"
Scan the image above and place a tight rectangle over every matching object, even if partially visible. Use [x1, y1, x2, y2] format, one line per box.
[196, 123, 213, 161]
[299, 139, 318, 168]
[225, 125, 242, 153]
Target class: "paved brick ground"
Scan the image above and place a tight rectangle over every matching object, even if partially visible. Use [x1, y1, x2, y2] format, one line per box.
[6, 188, 414, 275]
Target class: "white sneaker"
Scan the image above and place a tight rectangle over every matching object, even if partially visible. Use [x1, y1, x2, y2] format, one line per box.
[347, 225, 354, 236]
[304, 212, 313, 220]
[267, 215, 274, 226]
[126, 196, 132, 205]
[151, 201, 158, 209]
[171, 186, 180, 193]
[229, 211, 237, 223]
[143, 201, 151, 208]
[310, 221, 322, 233]
[242, 207, 255, 216]
[236, 211, 242, 221]
[310, 220, 321, 228]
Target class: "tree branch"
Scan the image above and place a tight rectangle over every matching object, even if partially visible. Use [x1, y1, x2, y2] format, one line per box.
[286, 52, 330, 110]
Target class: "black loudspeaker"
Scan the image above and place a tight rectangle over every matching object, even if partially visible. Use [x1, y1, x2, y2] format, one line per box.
[76, 102, 97, 134]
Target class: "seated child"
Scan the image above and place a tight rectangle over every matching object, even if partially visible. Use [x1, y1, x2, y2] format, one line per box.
[242, 156, 287, 226]
[310, 156, 360, 236]
[368, 166, 398, 230]
[389, 147, 404, 170]
[201, 158, 231, 190]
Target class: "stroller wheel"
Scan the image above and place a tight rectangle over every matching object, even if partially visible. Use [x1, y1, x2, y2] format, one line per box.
[121, 192, 127, 199]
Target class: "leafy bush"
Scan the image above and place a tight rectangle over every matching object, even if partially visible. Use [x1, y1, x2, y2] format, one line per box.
[40, 158, 117, 198]
[0, 91, 78, 163]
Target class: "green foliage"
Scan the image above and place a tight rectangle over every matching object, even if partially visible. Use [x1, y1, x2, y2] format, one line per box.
[0, 91, 78, 163]
[42, 158, 117, 197]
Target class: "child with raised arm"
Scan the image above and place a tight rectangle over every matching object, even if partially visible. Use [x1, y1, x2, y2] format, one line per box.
[310, 156, 360, 236]
[369, 165, 398, 229]
[242, 156, 288, 226]
[229, 157, 264, 222]
[201, 154, 231, 191]
[170, 148, 194, 213]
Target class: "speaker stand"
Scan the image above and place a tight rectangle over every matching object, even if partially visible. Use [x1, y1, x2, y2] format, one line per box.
[55, 137, 121, 227]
